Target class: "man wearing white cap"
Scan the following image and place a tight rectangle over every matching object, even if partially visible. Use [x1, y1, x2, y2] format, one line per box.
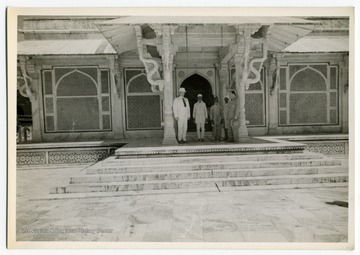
[173, 87, 190, 143]
[193, 94, 208, 141]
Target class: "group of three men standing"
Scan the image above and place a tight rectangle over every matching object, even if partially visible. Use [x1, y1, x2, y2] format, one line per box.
[173, 87, 238, 144]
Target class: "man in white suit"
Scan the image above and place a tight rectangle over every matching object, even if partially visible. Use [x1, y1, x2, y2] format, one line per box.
[173, 87, 190, 143]
[193, 94, 208, 142]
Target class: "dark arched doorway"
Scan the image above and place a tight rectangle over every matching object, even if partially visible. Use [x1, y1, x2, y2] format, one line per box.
[180, 74, 214, 132]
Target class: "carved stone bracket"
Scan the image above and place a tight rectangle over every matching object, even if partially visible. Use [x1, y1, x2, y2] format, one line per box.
[134, 25, 165, 92]
[156, 26, 178, 70]
[245, 26, 270, 90]
[270, 53, 284, 96]
[17, 57, 36, 101]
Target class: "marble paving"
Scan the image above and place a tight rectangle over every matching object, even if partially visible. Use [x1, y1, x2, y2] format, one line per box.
[15, 164, 348, 242]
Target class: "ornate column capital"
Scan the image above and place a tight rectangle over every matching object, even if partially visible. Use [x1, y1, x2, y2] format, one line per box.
[157, 26, 178, 71]
[150, 24, 178, 37]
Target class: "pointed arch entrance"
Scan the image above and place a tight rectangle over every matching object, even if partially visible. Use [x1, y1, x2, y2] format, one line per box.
[180, 73, 214, 132]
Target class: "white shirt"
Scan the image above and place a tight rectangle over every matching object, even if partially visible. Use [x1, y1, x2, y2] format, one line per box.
[193, 101, 208, 124]
[173, 96, 190, 120]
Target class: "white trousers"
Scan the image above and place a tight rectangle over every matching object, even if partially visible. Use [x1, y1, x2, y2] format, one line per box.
[177, 118, 188, 141]
[196, 122, 205, 139]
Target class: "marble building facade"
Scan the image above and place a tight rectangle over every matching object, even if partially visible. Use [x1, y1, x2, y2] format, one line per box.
[16, 16, 349, 144]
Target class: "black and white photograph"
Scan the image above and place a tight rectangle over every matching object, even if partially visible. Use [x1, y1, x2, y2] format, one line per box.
[6, 6, 356, 251]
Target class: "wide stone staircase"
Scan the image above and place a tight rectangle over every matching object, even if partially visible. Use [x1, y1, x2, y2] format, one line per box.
[50, 151, 348, 196]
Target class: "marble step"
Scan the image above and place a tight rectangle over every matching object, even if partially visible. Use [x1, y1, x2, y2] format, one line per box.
[38, 183, 349, 201]
[100, 152, 324, 167]
[51, 173, 348, 194]
[86, 159, 342, 174]
[71, 166, 348, 184]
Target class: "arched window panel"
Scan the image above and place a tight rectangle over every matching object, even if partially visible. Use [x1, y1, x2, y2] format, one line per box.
[245, 94, 265, 126]
[45, 98, 54, 114]
[43, 71, 53, 95]
[289, 93, 327, 124]
[57, 71, 98, 96]
[289, 65, 305, 78]
[127, 95, 162, 129]
[42, 67, 112, 132]
[310, 64, 327, 77]
[330, 66, 338, 89]
[57, 97, 100, 131]
[289, 64, 327, 79]
[230, 67, 266, 127]
[128, 74, 153, 93]
[77, 67, 98, 82]
[278, 63, 339, 126]
[279, 68, 287, 91]
[125, 69, 143, 85]
[55, 68, 75, 84]
[125, 68, 162, 130]
[101, 70, 109, 93]
[290, 68, 326, 91]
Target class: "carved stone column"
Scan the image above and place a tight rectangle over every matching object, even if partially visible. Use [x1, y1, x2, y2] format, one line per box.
[157, 26, 178, 145]
[219, 64, 229, 105]
[233, 29, 251, 142]
[268, 53, 280, 135]
[340, 55, 349, 134]
[17, 56, 41, 142]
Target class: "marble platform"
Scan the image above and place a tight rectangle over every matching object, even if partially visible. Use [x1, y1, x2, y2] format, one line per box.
[115, 137, 306, 157]
[16, 162, 349, 243]
[50, 149, 348, 195]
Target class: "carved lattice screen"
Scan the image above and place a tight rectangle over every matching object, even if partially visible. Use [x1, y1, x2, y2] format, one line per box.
[125, 69, 162, 130]
[279, 64, 339, 126]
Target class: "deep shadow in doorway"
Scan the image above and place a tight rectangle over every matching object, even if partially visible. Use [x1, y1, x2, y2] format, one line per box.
[180, 74, 214, 132]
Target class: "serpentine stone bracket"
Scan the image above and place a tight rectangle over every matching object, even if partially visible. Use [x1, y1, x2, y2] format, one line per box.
[17, 57, 36, 100]
[134, 26, 165, 92]
[245, 26, 270, 90]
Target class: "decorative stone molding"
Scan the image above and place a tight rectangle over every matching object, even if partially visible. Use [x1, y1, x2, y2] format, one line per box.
[304, 142, 348, 155]
[17, 143, 124, 165]
[115, 144, 306, 157]
[48, 150, 109, 164]
[17, 151, 46, 165]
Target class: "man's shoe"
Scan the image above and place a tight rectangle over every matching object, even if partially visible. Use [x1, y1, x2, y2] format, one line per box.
[179, 140, 183, 144]
[183, 140, 187, 143]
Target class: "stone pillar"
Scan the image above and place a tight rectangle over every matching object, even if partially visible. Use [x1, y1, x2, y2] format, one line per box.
[30, 70, 42, 142]
[233, 29, 251, 142]
[268, 53, 282, 135]
[219, 64, 229, 106]
[159, 26, 178, 145]
[18, 56, 42, 142]
[340, 55, 349, 134]
[110, 56, 125, 139]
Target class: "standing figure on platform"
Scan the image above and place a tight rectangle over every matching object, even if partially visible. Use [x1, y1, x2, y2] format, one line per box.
[209, 97, 223, 141]
[193, 94, 208, 142]
[226, 91, 239, 142]
[223, 95, 230, 141]
[173, 87, 190, 144]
